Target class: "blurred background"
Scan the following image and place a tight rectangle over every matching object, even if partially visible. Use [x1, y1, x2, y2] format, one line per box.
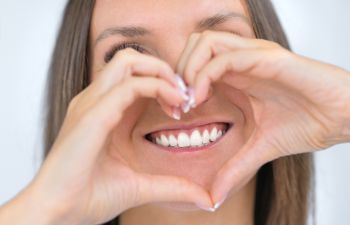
[0, 1, 349, 224]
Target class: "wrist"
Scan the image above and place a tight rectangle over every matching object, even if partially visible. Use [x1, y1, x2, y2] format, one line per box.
[0, 193, 52, 225]
[0, 184, 72, 225]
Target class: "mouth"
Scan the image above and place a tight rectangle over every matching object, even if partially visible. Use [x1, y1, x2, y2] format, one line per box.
[144, 122, 233, 153]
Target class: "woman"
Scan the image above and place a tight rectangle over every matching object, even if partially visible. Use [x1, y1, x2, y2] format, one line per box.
[0, 0, 349, 225]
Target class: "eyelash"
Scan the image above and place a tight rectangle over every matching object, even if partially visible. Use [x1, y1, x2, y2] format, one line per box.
[103, 31, 243, 63]
[104, 42, 146, 63]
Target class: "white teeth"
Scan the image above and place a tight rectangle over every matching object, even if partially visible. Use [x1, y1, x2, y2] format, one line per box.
[160, 135, 169, 147]
[153, 126, 227, 148]
[169, 135, 178, 147]
[210, 127, 218, 142]
[190, 130, 202, 147]
[178, 132, 190, 147]
[217, 130, 223, 139]
[202, 130, 210, 144]
[156, 137, 162, 145]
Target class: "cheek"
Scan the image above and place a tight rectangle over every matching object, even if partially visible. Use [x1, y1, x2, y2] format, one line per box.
[218, 83, 256, 140]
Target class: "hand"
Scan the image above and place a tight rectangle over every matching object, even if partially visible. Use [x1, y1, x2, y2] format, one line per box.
[1, 48, 213, 225]
[177, 30, 350, 205]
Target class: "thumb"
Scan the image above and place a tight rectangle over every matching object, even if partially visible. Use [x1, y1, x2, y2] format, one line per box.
[135, 173, 214, 211]
[210, 131, 275, 206]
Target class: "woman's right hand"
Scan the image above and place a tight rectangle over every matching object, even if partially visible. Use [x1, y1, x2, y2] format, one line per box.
[0, 48, 213, 225]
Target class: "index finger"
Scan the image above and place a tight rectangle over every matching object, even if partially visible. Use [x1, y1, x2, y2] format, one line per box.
[182, 31, 259, 86]
[92, 48, 179, 96]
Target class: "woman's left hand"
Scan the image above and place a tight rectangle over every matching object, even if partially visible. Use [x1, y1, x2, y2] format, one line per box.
[176, 30, 350, 205]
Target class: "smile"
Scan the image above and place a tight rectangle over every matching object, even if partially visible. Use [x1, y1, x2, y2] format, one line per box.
[145, 122, 233, 152]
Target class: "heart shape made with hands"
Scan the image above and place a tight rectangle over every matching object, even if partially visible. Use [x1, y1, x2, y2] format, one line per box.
[35, 30, 349, 225]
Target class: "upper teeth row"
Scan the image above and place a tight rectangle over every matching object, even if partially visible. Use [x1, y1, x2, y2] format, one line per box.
[154, 127, 225, 148]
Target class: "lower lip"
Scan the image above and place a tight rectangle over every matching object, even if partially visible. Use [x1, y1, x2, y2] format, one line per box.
[145, 123, 233, 153]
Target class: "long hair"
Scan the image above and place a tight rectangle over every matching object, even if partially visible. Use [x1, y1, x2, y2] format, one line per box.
[43, 1, 314, 224]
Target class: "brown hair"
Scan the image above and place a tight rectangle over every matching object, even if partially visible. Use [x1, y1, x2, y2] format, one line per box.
[43, 0, 314, 224]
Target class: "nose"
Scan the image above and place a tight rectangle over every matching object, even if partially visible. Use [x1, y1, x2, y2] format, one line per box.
[159, 37, 213, 105]
[157, 33, 190, 74]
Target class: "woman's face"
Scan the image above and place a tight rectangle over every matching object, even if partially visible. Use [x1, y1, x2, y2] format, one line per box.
[90, 0, 256, 208]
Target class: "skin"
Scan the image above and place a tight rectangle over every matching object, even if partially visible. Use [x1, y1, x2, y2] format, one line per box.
[90, 0, 257, 224]
[0, 0, 350, 225]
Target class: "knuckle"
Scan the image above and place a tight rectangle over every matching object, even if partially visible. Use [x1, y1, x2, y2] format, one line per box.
[66, 95, 80, 114]
[154, 60, 171, 77]
[256, 39, 281, 49]
[201, 30, 215, 43]
[256, 38, 270, 45]
[202, 29, 214, 37]
[268, 41, 283, 50]
[161, 61, 173, 73]
[190, 32, 201, 40]
[274, 48, 293, 67]
[123, 78, 139, 99]
[155, 82, 166, 96]
[113, 48, 138, 66]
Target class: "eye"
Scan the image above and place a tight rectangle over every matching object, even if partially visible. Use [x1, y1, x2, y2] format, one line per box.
[230, 31, 242, 36]
[104, 42, 146, 63]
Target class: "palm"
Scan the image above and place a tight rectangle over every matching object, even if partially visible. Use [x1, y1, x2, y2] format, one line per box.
[245, 83, 326, 158]
[81, 152, 139, 224]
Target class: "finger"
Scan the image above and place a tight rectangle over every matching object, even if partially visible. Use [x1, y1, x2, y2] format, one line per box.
[93, 48, 178, 95]
[182, 31, 259, 86]
[157, 98, 182, 121]
[136, 173, 214, 211]
[93, 76, 186, 131]
[176, 32, 201, 78]
[193, 49, 277, 105]
[210, 131, 275, 205]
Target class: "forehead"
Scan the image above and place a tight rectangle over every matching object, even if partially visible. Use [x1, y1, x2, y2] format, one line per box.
[91, 0, 248, 40]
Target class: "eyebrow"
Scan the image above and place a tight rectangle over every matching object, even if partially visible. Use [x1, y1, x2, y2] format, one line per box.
[94, 11, 250, 46]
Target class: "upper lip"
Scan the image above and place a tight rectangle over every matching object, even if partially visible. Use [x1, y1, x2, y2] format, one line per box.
[143, 117, 234, 136]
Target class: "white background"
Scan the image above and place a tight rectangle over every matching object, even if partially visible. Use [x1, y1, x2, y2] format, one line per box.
[0, 1, 349, 224]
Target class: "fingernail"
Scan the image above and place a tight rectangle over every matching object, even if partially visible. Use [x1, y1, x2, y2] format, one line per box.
[196, 203, 216, 212]
[213, 194, 227, 210]
[187, 87, 196, 109]
[179, 90, 190, 101]
[181, 102, 191, 114]
[175, 74, 188, 93]
[172, 107, 181, 120]
[182, 104, 191, 113]
[175, 74, 190, 101]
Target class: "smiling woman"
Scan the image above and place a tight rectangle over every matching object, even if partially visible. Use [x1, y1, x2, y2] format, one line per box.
[42, 0, 313, 225]
[4, 0, 350, 224]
